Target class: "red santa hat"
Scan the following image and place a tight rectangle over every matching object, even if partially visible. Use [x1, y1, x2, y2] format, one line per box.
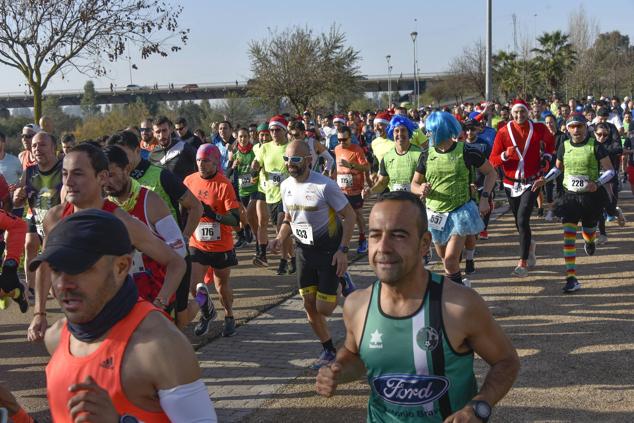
[332, 114, 347, 124]
[269, 115, 288, 131]
[373, 111, 391, 125]
[511, 99, 529, 113]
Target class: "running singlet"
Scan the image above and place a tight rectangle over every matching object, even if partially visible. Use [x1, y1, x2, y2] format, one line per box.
[371, 137, 394, 166]
[252, 143, 267, 194]
[131, 159, 183, 224]
[25, 160, 63, 236]
[360, 273, 477, 422]
[61, 199, 118, 218]
[334, 144, 367, 196]
[254, 141, 288, 204]
[184, 171, 239, 253]
[280, 171, 348, 250]
[425, 142, 471, 213]
[234, 148, 258, 197]
[0, 209, 26, 262]
[110, 183, 168, 302]
[46, 300, 170, 423]
[561, 138, 600, 192]
[380, 145, 422, 192]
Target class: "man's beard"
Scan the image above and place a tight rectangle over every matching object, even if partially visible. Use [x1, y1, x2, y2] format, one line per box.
[289, 164, 307, 178]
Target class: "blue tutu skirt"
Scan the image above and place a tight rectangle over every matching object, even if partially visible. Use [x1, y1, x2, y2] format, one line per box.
[429, 201, 485, 246]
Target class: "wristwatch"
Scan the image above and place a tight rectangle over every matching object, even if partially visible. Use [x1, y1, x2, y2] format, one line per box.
[120, 415, 139, 423]
[338, 245, 349, 254]
[469, 400, 492, 422]
[481, 191, 490, 198]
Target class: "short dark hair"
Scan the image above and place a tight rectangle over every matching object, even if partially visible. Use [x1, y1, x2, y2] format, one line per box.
[103, 145, 129, 169]
[154, 115, 172, 127]
[69, 142, 109, 175]
[106, 131, 140, 150]
[288, 120, 306, 133]
[194, 128, 206, 138]
[376, 191, 428, 236]
[337, 125, 351, 137]
[175, 117, 187, 126]
[0, 131, 6, 142]
[219, 120, 232, 129]
[595, 122, 611, 133]
[61, 133, 76, 144]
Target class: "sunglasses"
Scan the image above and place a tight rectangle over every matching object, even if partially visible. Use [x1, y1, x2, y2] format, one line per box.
[175, 126, 185, 131]
[283, 155, 305, 164]
[595, 132, 609, 137]
[21, 133, 34, 139]
[140, 128, 152, 132]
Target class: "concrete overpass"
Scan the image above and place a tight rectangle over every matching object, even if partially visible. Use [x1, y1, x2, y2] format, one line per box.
[0, 72, 449, 109]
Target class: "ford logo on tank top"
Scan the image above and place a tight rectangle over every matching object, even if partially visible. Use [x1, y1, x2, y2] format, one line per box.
[372, 374, 450, 406]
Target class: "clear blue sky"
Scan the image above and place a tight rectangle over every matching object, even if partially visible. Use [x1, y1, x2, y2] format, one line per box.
[1, 0, 633, 93]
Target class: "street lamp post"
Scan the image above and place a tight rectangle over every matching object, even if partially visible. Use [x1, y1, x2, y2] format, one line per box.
[386, 55, 392, 108]
[410, 31, 418, 109]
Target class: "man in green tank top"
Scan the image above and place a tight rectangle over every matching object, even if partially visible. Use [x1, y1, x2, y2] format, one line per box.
[316, 192, 519, 422]
[537, 113, 614, 293]
[371, 116, 422, 194]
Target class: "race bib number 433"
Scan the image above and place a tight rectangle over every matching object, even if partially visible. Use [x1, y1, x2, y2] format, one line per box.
[290, 222, 314, 245]
[195, 221, 221, 242]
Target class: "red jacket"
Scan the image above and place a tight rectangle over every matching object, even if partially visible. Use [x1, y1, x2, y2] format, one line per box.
[490, 120, 555, 186]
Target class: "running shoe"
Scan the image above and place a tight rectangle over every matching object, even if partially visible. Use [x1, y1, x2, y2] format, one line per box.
[563, 276, 581, 293]
[597, 234, 608, 245]
[13, 286, 28, 314]
[222, 316, 237, 337]
[527, 241, 537, 268]
[234, 236, 248, 249]
[465, 259, 475, 275]
[253, 255, 268, 268]
[461, 278, 471, 288]
[606, 214, 616, 223]
[479, 230, 489, 240]
[340, 272, 357, 297]
[276, 259, 288, 275]
[309, 349, 336, 370]
[616, 207, 626, 227]
[544, 210, 554, 222]
[288, 257, 297, 274]
[584, 241, 596, 256]
[194, 283, 217, 337]
[511, 266, 528, 278]
[537, 207, 544, 217]
[356, 239, 368, 254]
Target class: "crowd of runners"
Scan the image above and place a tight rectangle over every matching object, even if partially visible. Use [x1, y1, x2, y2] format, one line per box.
[0, 93, 630, 421]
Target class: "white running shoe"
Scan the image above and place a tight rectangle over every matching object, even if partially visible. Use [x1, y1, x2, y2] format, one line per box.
[462, 278, 471, 288]
[597, 234, 608, 245]
[616, 207, 626, 227]
[512, 266, 528, 278]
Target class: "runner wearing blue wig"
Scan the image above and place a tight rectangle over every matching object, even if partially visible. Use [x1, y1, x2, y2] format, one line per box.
[412, 112, 497, 286]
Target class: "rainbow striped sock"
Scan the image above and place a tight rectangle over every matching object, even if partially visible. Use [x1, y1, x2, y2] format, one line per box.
[581, 226, 596, 244]
[563, 223, 577, 277]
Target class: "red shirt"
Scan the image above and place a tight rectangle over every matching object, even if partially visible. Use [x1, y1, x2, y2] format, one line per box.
[334, 144, 367, 196]
[490, 120, 555, 184]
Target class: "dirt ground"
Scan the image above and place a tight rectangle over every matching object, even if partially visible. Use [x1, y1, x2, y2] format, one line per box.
[2, 187, 633, 422]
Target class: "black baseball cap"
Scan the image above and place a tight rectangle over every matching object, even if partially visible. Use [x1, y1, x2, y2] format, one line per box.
[29, 209, 133, 274]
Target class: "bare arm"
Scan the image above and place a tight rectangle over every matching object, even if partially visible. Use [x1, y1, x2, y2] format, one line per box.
[118, 209, 186, 302]
[410, 170, 429, 197]
[370, 174, 389, 193]
[178, 189, 203, 240]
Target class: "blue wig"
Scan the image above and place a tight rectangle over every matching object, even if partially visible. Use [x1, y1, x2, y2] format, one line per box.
[386, 115, 418, 140]
[425, 111, 462, 146]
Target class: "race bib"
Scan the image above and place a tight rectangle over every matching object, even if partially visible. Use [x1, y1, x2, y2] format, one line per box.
[268, 171, 285, 187]
[510, 182, 531, 197]
[195, 221, 221, 242]
[337, 174, 353, 189]
[239, 174, 254, 188]
[426, 208, 449, 231]
[290, 222, 314, 245]
[568, 175, 589, 192]
[392, 183, 411, 192]
[130, 250, 146, 274]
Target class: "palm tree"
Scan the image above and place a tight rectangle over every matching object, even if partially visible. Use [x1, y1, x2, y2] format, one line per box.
[532, 31, 577, 96]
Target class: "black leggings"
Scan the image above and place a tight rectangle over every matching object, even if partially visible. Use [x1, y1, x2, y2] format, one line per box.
[598, 179, 619, 235]
[505, 188, 538, 260]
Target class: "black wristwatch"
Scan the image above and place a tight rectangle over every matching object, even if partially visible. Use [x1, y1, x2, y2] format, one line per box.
[120, 415, 140, 423]
[338, 245, 349, 254]
[480, 191, 490, 198]
[469, 400, 492, 422]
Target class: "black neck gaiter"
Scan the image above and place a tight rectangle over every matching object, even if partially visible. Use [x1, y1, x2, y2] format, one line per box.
[67, 276, 138, 342]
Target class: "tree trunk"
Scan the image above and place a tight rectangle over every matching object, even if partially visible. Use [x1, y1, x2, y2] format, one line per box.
[32, 84, 43, 123]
